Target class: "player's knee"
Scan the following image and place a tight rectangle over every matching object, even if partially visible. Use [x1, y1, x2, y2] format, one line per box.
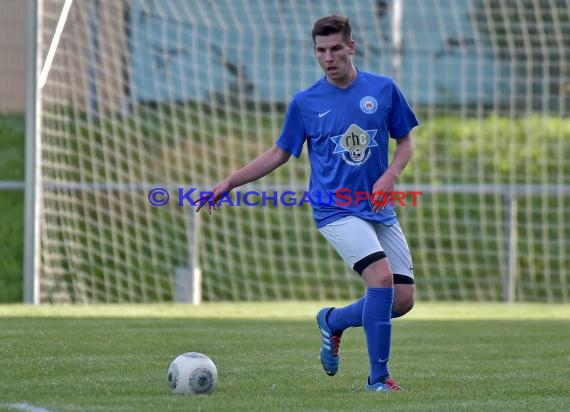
[393, 280, 415, 317]
[355, 252, 393, 287]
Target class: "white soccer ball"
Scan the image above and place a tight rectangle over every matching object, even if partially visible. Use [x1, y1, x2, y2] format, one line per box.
[167, 352, 218, 395]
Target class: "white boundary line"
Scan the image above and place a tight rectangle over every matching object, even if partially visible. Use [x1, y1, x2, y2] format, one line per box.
[2, 403, 52, 412]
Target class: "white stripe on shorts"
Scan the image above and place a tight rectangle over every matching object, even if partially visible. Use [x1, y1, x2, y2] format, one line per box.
[318, 216, 414, 278]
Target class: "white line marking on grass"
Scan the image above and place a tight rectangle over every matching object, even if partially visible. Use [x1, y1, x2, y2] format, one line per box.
[3, 402, 52, 412]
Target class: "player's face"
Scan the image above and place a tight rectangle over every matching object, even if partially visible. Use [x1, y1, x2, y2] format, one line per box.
[314, 33, 356, 87]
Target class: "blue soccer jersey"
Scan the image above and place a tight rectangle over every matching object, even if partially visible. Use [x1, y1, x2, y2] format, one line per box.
[275, 70, 419, 228]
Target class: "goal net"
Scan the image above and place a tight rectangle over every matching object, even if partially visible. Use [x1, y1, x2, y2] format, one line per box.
[27, 0, 569, 303]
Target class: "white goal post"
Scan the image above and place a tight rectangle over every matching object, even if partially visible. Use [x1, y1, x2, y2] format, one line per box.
[25, 0, 570, 304]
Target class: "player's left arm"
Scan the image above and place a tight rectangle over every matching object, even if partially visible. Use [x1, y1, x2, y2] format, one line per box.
[371, 133, 414, 211]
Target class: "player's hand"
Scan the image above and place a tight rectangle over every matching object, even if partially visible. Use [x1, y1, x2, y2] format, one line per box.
[371, 171, 397, 213]
[195, 180, 232, 214]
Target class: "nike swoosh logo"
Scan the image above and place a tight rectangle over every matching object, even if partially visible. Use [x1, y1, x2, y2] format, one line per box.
[378, 357, 389, 363]
[318, 109, 332, 117]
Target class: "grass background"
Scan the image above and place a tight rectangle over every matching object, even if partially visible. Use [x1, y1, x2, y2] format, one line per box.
[2, 112, 569, 303]
[0, 114, 25, 303]
[0, 302, 569, 412]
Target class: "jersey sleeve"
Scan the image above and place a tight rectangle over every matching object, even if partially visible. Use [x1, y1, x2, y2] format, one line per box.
[388, 81, 420, 139]
[275, 98, 306, 158]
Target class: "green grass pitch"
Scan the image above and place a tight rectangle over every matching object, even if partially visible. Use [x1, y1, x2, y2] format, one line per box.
[0, 302, 569, 412]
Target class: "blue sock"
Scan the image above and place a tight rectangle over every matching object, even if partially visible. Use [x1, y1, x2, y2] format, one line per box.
[326, 296, 365, 334]
[327, 296, 402, 334]
[362, 287, 394, 384]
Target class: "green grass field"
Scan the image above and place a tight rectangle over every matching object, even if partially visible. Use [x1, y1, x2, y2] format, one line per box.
[0, 302, 568, 412]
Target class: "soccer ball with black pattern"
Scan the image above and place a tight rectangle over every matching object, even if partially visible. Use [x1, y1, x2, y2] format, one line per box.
[167, 352, 218, 395]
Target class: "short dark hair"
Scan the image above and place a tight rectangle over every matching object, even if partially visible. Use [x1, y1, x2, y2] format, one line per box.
[312, 15, 352, 44]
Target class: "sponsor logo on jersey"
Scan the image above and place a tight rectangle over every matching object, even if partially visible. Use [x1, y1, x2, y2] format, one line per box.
[330, 124, 378, 166]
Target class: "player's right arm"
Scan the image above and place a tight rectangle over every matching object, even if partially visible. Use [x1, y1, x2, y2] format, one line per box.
[196, 144, 291, 213]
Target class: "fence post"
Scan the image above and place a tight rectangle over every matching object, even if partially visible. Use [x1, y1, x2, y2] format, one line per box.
[23, 0, 41, 304]
[503, 191, 518, 303]
[176, 209, 202, 304]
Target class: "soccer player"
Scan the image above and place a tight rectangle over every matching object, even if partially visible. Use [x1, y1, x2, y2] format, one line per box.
[196, 15, 418, 392]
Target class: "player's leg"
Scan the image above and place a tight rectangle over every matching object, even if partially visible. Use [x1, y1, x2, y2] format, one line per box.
[358, 252, 397, 389]
[325, 220, 415, 330]
[326, 278, 413, 330]
[317, 217, 381, 376]
[375, 221, 415, 318]
[318, 217, 399, 390]
[324, 296, 365, 334]
[317, 217, 382, 376]
[393, 282, 415, 318]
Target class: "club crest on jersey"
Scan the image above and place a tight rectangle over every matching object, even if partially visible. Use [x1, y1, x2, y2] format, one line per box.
[331, 124, 378, 166]
[360, 96, 378, 114]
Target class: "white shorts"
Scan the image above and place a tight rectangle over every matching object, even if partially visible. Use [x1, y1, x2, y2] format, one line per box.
[318, 216, 414, 279]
